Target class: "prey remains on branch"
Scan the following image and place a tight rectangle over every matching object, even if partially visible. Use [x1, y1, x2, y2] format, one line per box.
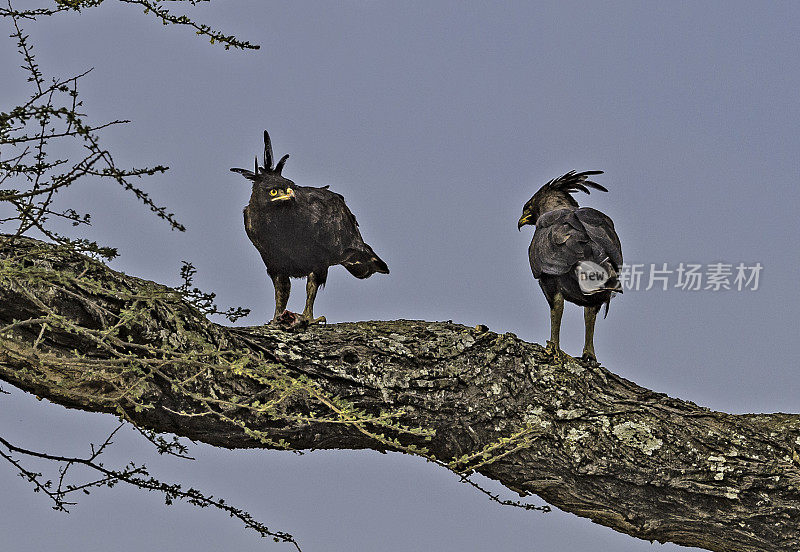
[518, 170, 623, 364]
[231, 131, 389, 326]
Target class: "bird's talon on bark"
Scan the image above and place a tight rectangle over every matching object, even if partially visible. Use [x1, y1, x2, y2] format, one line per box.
[543, 340, 564, 363]
[270, 310, 305, 328]
[580, 353, 600, 367]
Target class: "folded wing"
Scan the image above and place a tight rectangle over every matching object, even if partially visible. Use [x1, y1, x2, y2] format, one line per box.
[530, 207, 622, 279]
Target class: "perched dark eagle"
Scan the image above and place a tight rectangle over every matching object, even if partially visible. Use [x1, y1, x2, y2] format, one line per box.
[231, 131, 389, 325]
[517, 170, 622, 363]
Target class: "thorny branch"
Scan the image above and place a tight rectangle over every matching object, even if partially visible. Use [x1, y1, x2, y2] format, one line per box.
[1, 3, 182, 257]
[0, 2, 299, 546]
[1, 0, 261, 258]
[1, 1, 259, 51]
[0, 428, 301, 549]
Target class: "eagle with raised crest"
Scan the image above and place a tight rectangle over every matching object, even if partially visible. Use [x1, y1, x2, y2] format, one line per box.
[231, 131, 389, 325]
[518, 170, 623, 364]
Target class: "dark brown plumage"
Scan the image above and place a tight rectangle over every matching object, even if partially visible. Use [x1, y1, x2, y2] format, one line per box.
[231, 131, 389, 325]
[518, 170, 622, 363]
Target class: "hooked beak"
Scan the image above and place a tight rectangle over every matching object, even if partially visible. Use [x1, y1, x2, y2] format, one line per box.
[270, 188, 296, 202]
[517, 212, 532, 230]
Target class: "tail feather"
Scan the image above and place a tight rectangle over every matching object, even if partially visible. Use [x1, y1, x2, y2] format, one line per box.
[343, 248, 389, 279]
[600, 260, 622, 318]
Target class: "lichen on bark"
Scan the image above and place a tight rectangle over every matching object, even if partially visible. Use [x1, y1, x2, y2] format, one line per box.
[2, 235, 800, 552]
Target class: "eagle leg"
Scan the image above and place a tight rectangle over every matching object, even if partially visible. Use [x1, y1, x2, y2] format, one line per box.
[270, 274, 291, 324]
[302, 272, 327, 325]
[544, 291, 564, 362]
[581, 305, 601, 366]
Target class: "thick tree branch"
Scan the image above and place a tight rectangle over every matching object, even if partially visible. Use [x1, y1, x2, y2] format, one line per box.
[1, 235, 799, 552]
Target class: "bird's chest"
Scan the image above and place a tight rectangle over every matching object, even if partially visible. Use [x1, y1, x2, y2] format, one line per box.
[244, 205, 321, 270]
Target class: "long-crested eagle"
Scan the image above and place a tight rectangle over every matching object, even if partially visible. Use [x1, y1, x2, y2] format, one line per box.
[231, 131, 389, 325]
[518, 170, 622, 363]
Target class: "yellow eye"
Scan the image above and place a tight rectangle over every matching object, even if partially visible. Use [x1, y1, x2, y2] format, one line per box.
[270, 189, 278, 196]
[286, 187, 292, 194]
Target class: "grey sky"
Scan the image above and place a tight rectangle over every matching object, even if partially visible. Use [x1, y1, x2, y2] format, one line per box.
[2, 1, 799, 550]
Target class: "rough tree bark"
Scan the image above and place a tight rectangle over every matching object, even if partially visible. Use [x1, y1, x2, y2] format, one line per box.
[1, 236, 798, 552]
